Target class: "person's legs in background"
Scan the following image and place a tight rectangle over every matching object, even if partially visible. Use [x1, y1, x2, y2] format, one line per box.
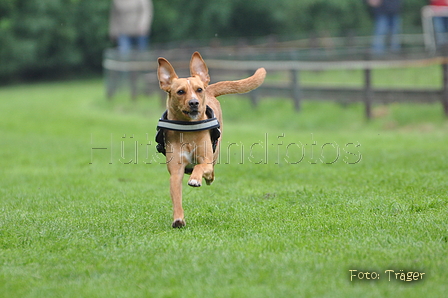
[433, 16, 448, 46]
[115, 35, 149, 100]
[107, 35, 132, 98]
[117, 34, 133, 55]
[372, 14, 388, 55]
[389, 13, 401, 53]
[136, 35, 149, 52]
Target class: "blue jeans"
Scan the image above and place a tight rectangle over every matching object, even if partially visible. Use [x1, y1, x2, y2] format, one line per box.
[372, 13, 401, 55]
[117, 35, 149, 55]
[433, 16, 448, 46]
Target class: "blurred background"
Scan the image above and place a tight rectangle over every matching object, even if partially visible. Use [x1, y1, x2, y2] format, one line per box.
[2, 3, 448, 297]
[0, 0, 432, 83]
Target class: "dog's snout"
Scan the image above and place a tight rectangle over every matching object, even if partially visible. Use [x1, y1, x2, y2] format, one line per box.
[189, 99, 199, 108]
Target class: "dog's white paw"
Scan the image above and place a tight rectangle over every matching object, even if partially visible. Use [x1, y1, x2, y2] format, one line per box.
[188, 179, 202, 187]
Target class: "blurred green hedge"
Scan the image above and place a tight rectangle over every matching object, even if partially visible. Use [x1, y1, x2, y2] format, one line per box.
[0, 0, 425, 82]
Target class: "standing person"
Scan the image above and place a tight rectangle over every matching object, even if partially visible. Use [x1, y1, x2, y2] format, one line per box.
[109, 0, 154, 55]
[430, 0, 448, 46]
[367, 0, 403, 55]
[107, 0, 154, 99]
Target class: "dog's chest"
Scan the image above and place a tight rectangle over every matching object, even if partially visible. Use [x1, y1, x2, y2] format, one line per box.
[182, 148, 197, 165]
[165, 130, 213, 169]
[181, 145, 200, 174]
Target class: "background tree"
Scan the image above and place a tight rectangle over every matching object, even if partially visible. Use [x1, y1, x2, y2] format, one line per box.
[0, 0, 428, 82]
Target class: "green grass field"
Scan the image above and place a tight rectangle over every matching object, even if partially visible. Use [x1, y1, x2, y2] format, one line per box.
[0, 75, 447, 297]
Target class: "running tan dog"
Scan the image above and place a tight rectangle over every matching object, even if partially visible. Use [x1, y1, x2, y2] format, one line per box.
[156, 52, 266, 228]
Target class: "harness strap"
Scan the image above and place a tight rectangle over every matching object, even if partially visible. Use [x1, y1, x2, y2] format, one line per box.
[155, 106, 221, 156]
[157, 116, 220, 132]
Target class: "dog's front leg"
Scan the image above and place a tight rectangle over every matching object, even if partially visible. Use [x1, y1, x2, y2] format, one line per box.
[169, 170, 186, 228]
[188, 163, 214, 187]
[187, 141, 215, 187]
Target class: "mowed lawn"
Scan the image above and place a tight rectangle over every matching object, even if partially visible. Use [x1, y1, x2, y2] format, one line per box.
[0, 77, 447, 297]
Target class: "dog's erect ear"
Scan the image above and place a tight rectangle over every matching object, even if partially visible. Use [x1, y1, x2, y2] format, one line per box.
[190, 52, 210, 86]
[158, 57, 178, 92]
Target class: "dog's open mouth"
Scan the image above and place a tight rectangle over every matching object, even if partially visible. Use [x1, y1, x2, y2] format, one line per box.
[183, 110, 199, 119]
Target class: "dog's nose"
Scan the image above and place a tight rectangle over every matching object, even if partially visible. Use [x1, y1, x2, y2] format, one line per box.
[189, 98, 199, 108]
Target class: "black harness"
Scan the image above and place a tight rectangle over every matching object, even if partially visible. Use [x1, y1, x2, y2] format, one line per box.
[155, 105, 221, 156]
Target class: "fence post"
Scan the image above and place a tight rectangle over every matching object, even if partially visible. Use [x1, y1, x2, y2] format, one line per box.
[364, 67, 373, 120]
[442, 61, 448, 116]
[290, 69, 301, 111]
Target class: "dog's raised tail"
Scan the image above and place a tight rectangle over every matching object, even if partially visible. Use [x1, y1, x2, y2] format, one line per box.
[207, 68, 266, 98]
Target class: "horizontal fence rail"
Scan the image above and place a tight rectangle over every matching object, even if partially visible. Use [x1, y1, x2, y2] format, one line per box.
[103, 45, 448, 119]
[103, 56, 448, 72]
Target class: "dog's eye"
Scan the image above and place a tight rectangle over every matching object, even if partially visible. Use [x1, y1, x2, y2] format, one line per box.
[177, 90, 185, 95]
[197, 88, 203, 93]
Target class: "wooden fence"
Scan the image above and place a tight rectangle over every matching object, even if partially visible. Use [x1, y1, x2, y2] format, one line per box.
[103, 49, 448, 119]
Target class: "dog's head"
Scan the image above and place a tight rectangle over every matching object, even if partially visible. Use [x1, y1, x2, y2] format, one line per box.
[158, 52, 210, 121]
